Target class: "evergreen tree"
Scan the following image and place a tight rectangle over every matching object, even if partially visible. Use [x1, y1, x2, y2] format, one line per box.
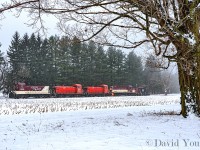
[80, 40, 97, 85]
[19, 33, 31, 82]
[124, 51, 143, 87]
[56, 36, 71, 85]
[94, 44, 108, 85]
[0, 44, 6, 90]
[106, 47, 126, 85]
[68, 36, 82, 84]
[7, 31, 22, 84]
[27, 33, 38, 84]
[143, 55, 164, 94]
[46, 35, 60, 85]
[37, 38, 49, 85]
[79, 42, 89, 85]
[0, 44, 5, 65]
[35, 33, 43, 84]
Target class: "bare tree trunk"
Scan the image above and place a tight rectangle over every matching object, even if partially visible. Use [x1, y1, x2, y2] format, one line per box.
[177, 53, 200, 117]
[196, 48, 200, 114]
[178, 62, 187, 118]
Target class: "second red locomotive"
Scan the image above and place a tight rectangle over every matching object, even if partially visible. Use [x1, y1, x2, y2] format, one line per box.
[84, 84, 110, 96]
[53, 84, 83, 97]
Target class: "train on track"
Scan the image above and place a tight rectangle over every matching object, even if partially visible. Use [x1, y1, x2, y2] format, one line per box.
[8, 82, 148, 99]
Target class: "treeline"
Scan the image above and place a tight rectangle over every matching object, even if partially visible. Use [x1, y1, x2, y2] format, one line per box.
[0, 31, 179, 94]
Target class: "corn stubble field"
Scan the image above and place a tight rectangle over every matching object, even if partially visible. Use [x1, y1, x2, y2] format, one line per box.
[3, 94, 199, 150]
[0, 95, 180, 115]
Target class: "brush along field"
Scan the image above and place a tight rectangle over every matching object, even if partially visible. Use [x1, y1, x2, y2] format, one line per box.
[0, 94, 180, 115]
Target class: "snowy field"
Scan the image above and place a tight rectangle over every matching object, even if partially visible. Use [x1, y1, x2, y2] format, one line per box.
[0, 94, 200, 150]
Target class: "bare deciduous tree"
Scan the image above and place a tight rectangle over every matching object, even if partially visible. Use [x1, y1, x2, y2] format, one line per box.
[1, 0, 200, 117]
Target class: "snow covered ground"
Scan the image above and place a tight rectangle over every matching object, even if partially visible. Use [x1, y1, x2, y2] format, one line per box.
[0, 94, 200, 150]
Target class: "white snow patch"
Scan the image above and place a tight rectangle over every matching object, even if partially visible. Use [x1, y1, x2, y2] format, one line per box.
[0, 94, 200, 150]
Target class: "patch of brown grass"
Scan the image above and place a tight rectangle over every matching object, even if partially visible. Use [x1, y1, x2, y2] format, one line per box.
[142, 110, 180, 117]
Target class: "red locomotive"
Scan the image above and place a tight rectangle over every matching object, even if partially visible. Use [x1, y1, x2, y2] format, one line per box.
[84, 84, 110, 96]
[53, 84, 83, 97]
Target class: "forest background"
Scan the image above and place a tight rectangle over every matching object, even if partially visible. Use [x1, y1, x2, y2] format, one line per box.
[0, 32, 179, 94]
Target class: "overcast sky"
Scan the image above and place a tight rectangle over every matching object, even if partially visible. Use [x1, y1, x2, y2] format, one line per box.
[0, 10, 150, 58]
[0, 11, 59, 55]
[0, 13, 137, 56]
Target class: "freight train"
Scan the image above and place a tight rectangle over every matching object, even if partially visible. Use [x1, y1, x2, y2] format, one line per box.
[8, 82, 148, 99]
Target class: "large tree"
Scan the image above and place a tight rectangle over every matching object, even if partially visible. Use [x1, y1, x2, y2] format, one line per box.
[1, 0, 200, 117]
